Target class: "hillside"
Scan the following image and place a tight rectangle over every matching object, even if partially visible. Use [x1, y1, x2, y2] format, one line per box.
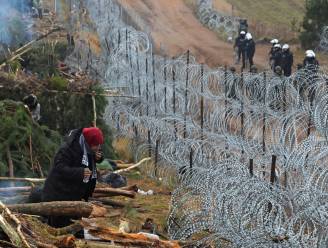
[214, 0, 305, 26]
[118, 0, 272, 68]
[184, 0, 305, 39]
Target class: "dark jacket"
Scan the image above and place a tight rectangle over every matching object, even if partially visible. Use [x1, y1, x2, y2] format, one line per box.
[281, 50, 293, 69]
[271, 49, 282, 69]
[42, 128, 99, 202]
[234, 35, 246, 50]
[246, 39, 255, 58]
[281, 50, 293, 76]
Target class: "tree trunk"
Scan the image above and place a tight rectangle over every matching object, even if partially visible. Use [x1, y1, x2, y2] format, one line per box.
[6, 146, 14, 179]
[7, 201, 93, 217]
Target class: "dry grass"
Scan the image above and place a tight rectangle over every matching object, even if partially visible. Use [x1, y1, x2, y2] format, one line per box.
[111, 136, 174, 234]
[113, 137, 135, 163]
[184, 0, 305, 40]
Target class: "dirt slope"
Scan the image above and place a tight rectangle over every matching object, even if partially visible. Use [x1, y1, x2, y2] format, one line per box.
[118, 0, 270, 69]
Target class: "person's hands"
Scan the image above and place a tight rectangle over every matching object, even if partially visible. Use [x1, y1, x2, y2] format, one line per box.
[95, 150, 103, 162]
[84, 168, 92, 178]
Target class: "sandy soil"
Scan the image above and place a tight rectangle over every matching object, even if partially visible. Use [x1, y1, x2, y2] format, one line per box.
[118, 0, 271, 70]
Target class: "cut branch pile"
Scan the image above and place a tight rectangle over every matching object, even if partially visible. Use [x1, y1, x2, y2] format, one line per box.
[81, 219, 181, 248]
[0, 157, 180, 247]
[0, 198, 181, 247]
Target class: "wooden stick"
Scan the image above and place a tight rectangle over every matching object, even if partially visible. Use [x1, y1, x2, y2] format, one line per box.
[0, 201, 31, 248]
[75, 240, 131, 248]
[119, 184, 138, 192]
[47, 223, 83, 236]
[0, 27, 63, 69]
[0, 240, 20, 248]
[7, 201, 93, 217]
[0, 177, 45, 183]
[115, 157, 151, 174]
[94, 188, 136, 198]
[82, 220, 181, 248]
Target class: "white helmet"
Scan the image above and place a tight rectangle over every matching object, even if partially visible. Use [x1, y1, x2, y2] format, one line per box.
[274, 44, 281, 48]
[282, 44, 289, 50]
[240, 31, 246, 35]
[270, 39, 279, 44]
[246, 33, 252, 40]
[306, 50, 315, 57]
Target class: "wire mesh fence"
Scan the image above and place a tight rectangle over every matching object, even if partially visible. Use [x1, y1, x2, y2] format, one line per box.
[65, 0, 328, 246]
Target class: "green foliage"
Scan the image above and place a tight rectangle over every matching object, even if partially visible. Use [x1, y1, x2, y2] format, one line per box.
[8, 60, 22, 73]
[37, 83, 117, 159]
[48, 76, 68, 91]
[0, 79, 117, 161]
[300, 0, 328, 49]
[0, 100, 61, 177]
[21, 41, 68, 78]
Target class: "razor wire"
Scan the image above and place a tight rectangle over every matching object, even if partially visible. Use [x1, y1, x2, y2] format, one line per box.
[65, 0, 328, 246]
[318, 26, 328, 53]
[197, 0, 240, 38]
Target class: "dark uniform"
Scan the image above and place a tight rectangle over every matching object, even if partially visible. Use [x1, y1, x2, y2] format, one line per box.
[234, 33, 246, 64]
[303, 55, 319, 105]
[270, 47, 282, 71]
[246, 38, 255, 67]
[281, 49, 293, 77]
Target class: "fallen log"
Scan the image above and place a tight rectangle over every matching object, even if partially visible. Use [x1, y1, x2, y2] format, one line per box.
[94, 188, 136, 198]
[7, 201, 94, 217]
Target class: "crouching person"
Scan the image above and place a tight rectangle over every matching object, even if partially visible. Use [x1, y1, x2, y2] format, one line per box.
[42, 127, 104, 228]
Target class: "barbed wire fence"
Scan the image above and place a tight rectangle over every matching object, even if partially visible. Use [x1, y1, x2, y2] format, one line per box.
[319, 26, 328, 53]
[197, 0, 240, 39]
[65, 0, 328, 246]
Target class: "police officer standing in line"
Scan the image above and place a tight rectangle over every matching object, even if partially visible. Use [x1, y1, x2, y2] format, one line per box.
[270, 43, 282, 71]
[303, 50, 319, 105]
[245, 33, 256, 68]
[281, 44, 293, 77]
[234, 31, 247, 65]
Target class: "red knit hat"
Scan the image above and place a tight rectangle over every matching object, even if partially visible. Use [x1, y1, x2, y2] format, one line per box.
[82, 127, 104, 147]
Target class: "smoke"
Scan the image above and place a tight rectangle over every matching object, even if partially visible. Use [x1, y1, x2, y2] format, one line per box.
[0, 0, 33, 47]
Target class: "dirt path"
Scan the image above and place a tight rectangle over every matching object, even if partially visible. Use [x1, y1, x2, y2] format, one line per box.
[118, 0, 271, 70]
